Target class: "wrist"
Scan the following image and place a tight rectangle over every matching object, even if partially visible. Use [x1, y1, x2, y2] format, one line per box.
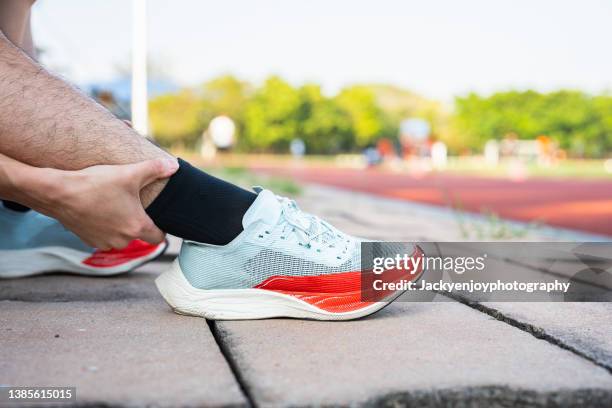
[11, 164, 65, 212]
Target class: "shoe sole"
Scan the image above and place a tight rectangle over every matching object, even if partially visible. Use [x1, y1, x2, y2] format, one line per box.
[0, 240, 168, 278]
[156, 258, 411, 321]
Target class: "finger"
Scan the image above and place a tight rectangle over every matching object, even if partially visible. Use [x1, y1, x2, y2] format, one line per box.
[75, 234, 102, 250]
[95, 242, 112, 251]
[139, 217, 166, 244]
[123, 120, 133, 128]
[110, 237, 131, 250]
[127, 157, 179, 188]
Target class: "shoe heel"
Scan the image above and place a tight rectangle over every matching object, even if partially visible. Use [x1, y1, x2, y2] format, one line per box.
[155, 259, 200, 316]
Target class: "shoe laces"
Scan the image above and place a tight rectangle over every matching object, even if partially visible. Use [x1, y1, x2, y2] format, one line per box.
[276, 195, 338, 247]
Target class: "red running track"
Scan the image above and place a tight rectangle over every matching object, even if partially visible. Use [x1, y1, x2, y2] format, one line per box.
[252, 165, 612, 237]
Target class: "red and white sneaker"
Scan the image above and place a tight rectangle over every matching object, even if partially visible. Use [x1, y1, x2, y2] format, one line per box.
[80, 239, 168, 273]
[0, 239, 167, 279]
[156, 188, 424, 320]
[0, 207, 166, 278]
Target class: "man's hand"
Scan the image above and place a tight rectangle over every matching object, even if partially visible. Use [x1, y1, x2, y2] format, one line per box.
[14, 157, 179, 250]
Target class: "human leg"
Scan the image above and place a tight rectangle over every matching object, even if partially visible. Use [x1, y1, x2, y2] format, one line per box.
[0, 1, 35, 211]
[0, 25, 254, 246]
[0, 4, 169, 275]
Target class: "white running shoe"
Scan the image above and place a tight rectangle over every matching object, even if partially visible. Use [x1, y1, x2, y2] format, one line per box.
[156, 188, 423, 320]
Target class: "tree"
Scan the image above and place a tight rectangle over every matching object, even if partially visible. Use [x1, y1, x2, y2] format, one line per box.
[452, 90, 612, 156]
[297, 84, 353, 153]
[335, 86, 387, 148]
[149, 89, 204, 148]
[592, 95, 612, 155]
[365, 84, 451, 148]
[242, 76, 301, 151]
[150, 74, 611, 157]
[201, 75, 252, 118]
[200, 75, 252, 147]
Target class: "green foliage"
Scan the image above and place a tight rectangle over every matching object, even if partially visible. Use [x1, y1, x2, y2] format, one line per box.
[454, 90, 612, 157]
[365, 84, 445, 133]
[335, 86, 387, 147]
[149, 75, 252, 149]
[200, 75, 252, 139]
[149, 74, 611, 157]
[297, 84, 353, 153]
[242, 76, 301, 151]
[149, 89, 203, 148]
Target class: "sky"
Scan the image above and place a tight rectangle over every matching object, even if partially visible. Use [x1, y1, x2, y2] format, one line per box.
[31, 0, 612, 101]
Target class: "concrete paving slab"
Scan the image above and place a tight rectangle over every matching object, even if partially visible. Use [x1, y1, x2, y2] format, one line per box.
[442, 242, 612, 290]
[2, 184, 609, 407]
[0, 261, 169, 303]
[521, 259, 612, 290]
[299, 185, 597, 242]
[418, 243, 612, 303]
[298, 185, 467, 241]
[0, 298, 247, 407]
[482, 303, 612, 372]
[215, 302, 612, 407]
[418, 243, 612, 372]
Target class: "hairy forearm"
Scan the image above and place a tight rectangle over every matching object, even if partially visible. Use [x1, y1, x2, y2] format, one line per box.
[0, 31, 169, 206]
[0, 152, 57, 210]
[0, 151, 177, 249]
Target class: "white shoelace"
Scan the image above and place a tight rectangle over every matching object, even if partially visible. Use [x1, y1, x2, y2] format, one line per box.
[276, 196, 337, 246]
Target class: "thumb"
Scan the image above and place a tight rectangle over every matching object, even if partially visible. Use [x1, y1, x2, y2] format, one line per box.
[138, 213, 167, 245]
[128, 157, 179, 188]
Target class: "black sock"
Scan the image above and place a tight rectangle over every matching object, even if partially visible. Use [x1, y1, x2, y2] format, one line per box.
[2, 200, 30, 212]
[146, 159, 257, 245]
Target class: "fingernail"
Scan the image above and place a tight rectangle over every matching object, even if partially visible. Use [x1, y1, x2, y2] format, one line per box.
[164, 158, 179, 172]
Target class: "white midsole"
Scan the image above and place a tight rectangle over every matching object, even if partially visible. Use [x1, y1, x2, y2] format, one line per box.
[0, 242, 167, 278]
[155, 259, 392, 321]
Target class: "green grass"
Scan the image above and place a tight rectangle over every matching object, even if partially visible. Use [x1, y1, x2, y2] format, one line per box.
[203, 166, 302, 196]
[442, 158, 612, 179]
[454, 207, 543, 240]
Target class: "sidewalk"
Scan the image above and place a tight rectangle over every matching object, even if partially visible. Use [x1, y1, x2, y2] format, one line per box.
[1, 185, 611, 407]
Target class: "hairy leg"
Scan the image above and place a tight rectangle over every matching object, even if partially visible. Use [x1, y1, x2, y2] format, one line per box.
[0, 27, 170, 207]
[0, 4, 255, 246]
[0, 1, 36, 211]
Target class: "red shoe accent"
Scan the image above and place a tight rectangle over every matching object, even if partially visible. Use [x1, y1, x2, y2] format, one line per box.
[82, 239, 162, 268]
[255, 271, 367, 313]
[254, 246, 424, 313]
